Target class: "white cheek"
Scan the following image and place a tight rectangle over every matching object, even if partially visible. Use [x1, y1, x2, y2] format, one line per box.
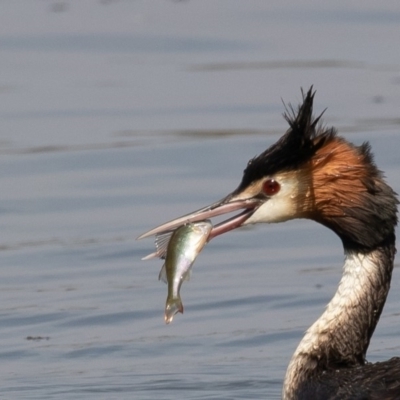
[244, 179, 299, 224]
[245, 196, 296, 224]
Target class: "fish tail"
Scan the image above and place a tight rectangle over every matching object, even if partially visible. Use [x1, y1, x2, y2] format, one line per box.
[164, 297, 183, 324]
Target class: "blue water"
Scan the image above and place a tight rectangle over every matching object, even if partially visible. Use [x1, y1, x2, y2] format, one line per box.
[1, 1, 400, 399]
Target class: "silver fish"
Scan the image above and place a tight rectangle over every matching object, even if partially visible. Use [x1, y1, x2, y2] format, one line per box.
[149, 220, 212, 324]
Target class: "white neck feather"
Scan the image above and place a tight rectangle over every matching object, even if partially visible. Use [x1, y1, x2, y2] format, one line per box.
[283, 250, 384, 399]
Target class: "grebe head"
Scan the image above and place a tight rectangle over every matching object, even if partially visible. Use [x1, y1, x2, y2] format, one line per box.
[138, 87, 397, 251]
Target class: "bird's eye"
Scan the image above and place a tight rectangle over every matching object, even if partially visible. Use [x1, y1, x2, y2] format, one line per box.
[262, 179, 280, 196]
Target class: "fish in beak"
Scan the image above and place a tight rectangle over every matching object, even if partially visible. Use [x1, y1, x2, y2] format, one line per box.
[137, 193, 262, 242]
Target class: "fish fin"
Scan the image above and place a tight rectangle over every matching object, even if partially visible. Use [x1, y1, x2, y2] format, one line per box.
[154, 231, 174, 259]
[158, 263, 168, 284]
[164, 298, 184, 324]
[142, 231, 173, 260]
[141, 251, 158, 260]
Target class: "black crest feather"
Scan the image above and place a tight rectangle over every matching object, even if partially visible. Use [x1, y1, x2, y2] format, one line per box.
[237, 87, 331, 191]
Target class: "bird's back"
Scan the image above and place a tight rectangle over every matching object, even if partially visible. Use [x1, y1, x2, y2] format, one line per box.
[296, 357, 400, 400]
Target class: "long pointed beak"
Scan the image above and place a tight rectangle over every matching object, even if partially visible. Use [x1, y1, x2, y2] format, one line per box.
[137, 194, 261, 241]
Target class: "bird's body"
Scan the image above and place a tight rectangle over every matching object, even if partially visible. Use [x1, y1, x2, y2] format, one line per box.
[295, 357, 400, 400]
[139, 88, 399, 399]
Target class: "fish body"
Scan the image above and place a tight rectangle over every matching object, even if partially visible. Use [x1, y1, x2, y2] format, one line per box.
[158, 221, 212, 324]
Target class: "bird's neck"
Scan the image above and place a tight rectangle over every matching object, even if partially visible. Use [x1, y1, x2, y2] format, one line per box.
[283, 237, 395, 400]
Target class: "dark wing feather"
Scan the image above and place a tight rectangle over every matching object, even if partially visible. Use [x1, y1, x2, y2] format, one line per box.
[297, 358, 400, 400]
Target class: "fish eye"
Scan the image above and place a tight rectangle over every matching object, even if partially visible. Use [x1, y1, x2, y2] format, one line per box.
[262, 179, 280, 196]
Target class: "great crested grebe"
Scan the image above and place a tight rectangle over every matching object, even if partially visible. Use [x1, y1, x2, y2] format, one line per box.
[138, 88, 400, 399]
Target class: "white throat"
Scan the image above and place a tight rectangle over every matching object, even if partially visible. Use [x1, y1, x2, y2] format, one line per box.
[283, 250, 383, 399]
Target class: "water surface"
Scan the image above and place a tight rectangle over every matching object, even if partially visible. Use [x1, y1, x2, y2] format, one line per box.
[1, 1, 400, 399]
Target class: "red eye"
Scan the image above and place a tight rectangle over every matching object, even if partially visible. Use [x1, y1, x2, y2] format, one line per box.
[262, 179, 280, 196]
